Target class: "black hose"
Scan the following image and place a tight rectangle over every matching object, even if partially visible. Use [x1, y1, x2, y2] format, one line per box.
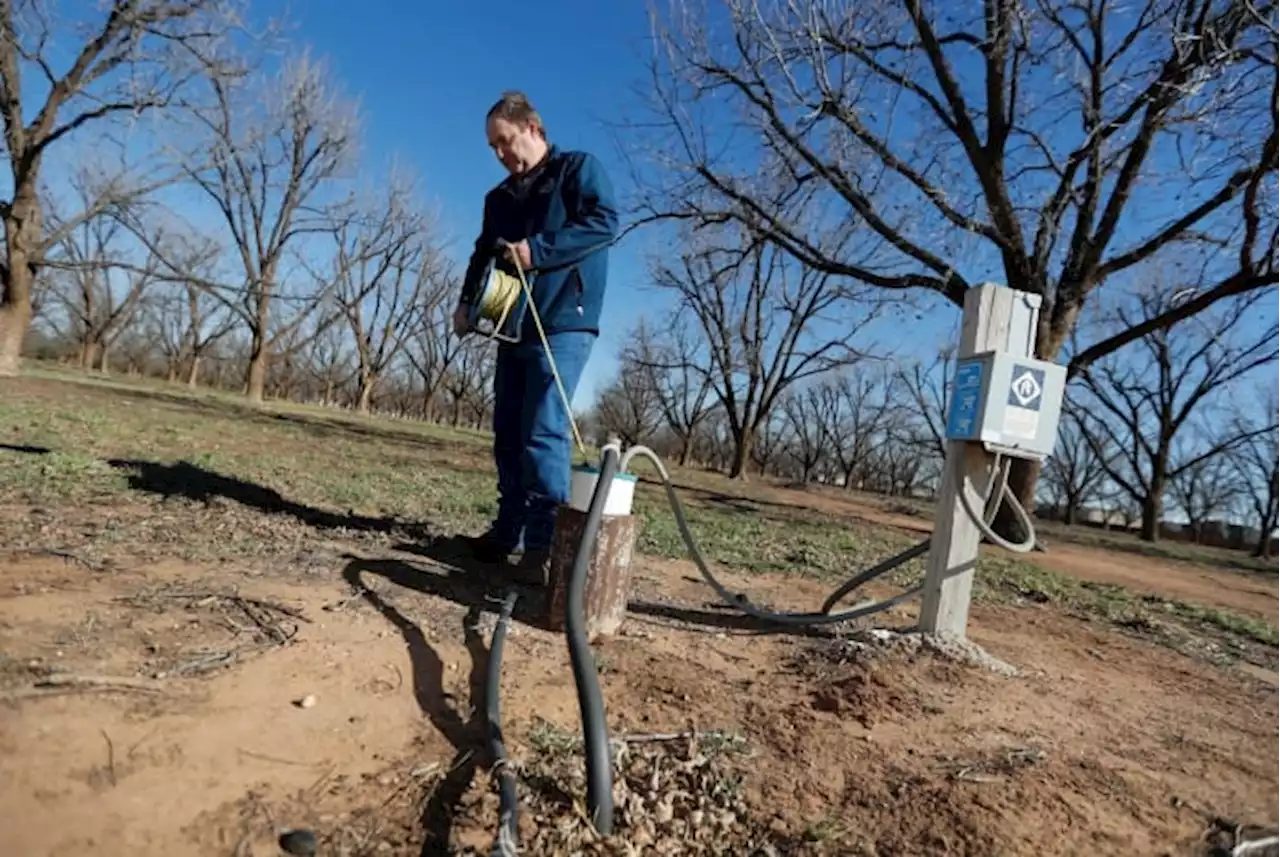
[566, 446, 618, 835]
[819, 538, 930, 615]
[487, 590, 520, 857]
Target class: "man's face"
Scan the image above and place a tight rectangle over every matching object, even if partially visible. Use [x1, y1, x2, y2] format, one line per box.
[487, 117, 542, 175]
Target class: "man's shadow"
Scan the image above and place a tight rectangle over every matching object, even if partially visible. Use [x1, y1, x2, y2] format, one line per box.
[108, 458, 430, 540]
[340, 554, 534, 853]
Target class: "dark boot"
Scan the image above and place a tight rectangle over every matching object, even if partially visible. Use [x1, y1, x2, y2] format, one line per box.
[461, 532, 518, 566]
[509, 547, 550, 586]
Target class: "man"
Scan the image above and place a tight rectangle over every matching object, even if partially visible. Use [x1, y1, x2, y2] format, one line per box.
[453, 90, 619, 582]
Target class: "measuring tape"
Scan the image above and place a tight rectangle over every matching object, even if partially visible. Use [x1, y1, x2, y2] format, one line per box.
[463, 250, 587, 457]
[465, 259, 527, 344]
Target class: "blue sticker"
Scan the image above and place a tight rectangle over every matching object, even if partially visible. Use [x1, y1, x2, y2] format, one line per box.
[946, 359, 985, 440]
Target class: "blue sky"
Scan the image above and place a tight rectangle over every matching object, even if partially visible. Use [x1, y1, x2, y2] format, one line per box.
[256, 0, 676, 407]
[19, 0, 1271, 417]
[247, 0, 966, 408]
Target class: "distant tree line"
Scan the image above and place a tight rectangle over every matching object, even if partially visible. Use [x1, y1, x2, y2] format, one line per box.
[2, 0, 1276, 556]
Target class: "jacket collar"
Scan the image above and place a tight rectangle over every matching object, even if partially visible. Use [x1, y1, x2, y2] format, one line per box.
[496, 144, 558, 197]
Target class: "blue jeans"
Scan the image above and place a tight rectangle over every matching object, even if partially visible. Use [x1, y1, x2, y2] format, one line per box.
[489, 331, 596, 552]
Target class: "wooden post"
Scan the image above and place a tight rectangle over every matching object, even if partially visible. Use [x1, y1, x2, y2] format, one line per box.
[546, 506, 639, 641]
[919, 284, 1041, 639]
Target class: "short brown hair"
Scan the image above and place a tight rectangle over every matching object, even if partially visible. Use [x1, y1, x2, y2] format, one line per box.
[486, 90, 545, 138]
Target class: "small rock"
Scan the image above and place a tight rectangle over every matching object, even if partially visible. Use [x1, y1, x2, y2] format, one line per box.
[295, 694, 317, 709]
[279, 828, 317, 857]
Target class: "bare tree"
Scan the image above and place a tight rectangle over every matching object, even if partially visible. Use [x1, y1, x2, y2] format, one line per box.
[160, 51, 359, 403]
[619, 317, 715, 465]
[1042, 401, 1114, 525]
[404, 272, 467, 421]
[631, 0, 1278, 513]
[815, 367, 895, 490]
[594, 360, 663, 447]
[43, 171, 163, 370]
[145, 276, 236, 386]
[160, 233, 238, 386]
[302, 320, 354, 405]
[460, 345, 497, 429]
[897, 346, 954, 463]
[440, 342, 493, 428]
[1227, 386, 1280, 556]
[652, 233, 879, 478]
[0, 0, 242, 375]
[1169, 426, 1245, 542]
[1075, 288, 1278, 541]
[325, 178, 435, 413]
[781, 385, 826, 482]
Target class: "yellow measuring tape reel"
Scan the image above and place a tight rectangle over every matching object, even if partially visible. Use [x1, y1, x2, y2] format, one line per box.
[466, 258, 528, 344]
[464, 250, 588, 457]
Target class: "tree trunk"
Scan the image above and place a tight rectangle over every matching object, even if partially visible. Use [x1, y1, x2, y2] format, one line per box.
[356, 377, 374, 414]
[97, 344, 111, 374]
[0, 298, 31, 377]
[245, 278, 273, 404]
[0, 193, 41, 379]
[79, 339, 99, 369]
[1064, 498, 1080, 526]
[186, 354, 201, 387]
[677, 437, 691, 467]
[1140, 485, 1164, 543]
[729, 431, 753, 480]
[245, 333, 268, 405]
[1255, 484, 1279, 557]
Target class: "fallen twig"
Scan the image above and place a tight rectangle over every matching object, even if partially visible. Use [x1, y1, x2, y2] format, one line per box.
[164, 643, 274, 677]
[0, 673, 163, 701]
[101, 729, 117, 787]
[617, 730, 697, 744]
[938, 744, 1047, 782]
[116, 590, 311, 624]
[0, 548, 107, 571]
[237, 748, 329, 768]
[42, 549, 105, 571]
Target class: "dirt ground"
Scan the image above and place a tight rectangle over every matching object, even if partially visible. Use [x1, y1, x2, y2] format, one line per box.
[1, 374, 1277, 856]
[751, 481, 1279, 624]
[1, 544, 1276, 856]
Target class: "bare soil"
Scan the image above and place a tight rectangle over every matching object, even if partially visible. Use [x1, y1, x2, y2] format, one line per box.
[1, 375, 1277, 856]
[1, 544, 1276, 856]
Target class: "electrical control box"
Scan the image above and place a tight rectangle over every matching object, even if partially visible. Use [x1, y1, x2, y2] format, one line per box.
[944, 350, 1067, 461]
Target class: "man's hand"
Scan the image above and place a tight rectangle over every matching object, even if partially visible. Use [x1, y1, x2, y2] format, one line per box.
[501, 239, 533, 272]
[453, 306, 470, 336]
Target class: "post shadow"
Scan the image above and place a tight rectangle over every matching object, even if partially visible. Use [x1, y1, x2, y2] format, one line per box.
[341, 556, 495, 854]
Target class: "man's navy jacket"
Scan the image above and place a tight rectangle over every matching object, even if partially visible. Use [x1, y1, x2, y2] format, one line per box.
[460, 145, 619, 342]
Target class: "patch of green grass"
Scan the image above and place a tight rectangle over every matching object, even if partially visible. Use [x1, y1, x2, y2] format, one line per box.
[4, 370, 1276, 662]
[973, 553, 1278, 648]
[632, 483, 915, 578]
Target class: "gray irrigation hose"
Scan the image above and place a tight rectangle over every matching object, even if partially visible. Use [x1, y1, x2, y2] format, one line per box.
[618, 445, 1042, 627]
[566, 445, 619, 835]
[487, 590, 520, 857]
[956, 454, 1038, 553]
[819, 539, 930, 615]
[620, 446, 924, 627]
